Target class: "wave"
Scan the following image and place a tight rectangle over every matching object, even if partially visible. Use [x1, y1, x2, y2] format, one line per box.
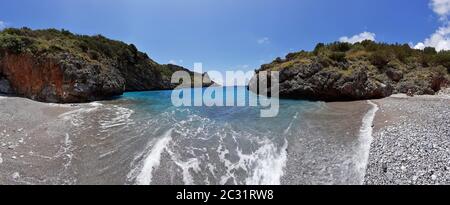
[216, 136, 288, 185]
[166, 150, 202, 185]
[135, 129, 173, 185]
[355, 100, 379, 184]
[58, 102, 102, 126]
[244, 139, 288, 185]
[98, 106, 135, 130]
[127, 107, 292, 185]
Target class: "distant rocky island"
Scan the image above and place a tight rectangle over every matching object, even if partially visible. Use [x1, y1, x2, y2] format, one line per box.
[249, 41, 450, 101]
[0, 28, 213, 103]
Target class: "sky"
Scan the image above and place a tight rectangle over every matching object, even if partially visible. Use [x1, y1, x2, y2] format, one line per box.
[0, 0, 447, 85]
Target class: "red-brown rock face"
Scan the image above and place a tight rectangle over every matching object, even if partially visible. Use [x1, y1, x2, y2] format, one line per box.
[0, 53, 65, 102]
[0, 52, 126, 103]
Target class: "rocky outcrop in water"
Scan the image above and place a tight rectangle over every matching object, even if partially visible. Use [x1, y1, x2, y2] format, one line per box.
[0, 28, 213, 103]
[249, 41, 450, 101]
[249, 61, 393, 101]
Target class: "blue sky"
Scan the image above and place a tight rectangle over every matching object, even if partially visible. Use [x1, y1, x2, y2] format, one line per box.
[0, 0, 442, 80]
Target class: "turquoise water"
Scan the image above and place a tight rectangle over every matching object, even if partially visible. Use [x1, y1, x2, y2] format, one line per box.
[61, 86, 373, 185]
[123, 86, 319, 133]
[122, 87, 321, 185]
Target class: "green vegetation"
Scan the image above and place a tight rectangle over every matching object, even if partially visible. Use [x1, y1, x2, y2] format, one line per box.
[329, 52, 346, 62]
[0, 33, 34, 53]
[0, 27, 155, 65]
[262, 40, 450, 74]
[255, 40, 450, 98]
[0, 27, 215, 92]
[0, 27, 188, 79]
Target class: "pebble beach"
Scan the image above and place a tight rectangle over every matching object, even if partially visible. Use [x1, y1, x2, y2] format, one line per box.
[364, 93, 450, 185]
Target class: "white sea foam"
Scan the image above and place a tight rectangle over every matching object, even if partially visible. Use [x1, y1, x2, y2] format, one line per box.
[217, 143, 238, 185]
[355, 100, 379, 184]
[167, 153, 201, 185]
[136, 129, 173, 185]
[58, 103, 102, 126]
[284, 112, 298, 135]
[89, 102, 103, 106]
[99, 106, 134, 130]
[98, 149, 117, 159]
[62, 133, 73, 171]
[244, 139, 288, 185]
[131, 107, 292, 185]
[217, 137, 288, 185]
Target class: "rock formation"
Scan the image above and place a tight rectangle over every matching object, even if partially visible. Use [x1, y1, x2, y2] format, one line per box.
[0, 28, 213, 103]
[249, 41, 449, 101]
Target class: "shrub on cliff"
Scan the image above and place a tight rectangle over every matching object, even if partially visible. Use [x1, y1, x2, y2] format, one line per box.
[0, 28, 152, 68]
[370, 50, 392, 68]
[313, 43, 326, 55]
[329, 52, 346, 62]
[330, 42, 352, 52]
[433, 51, 450, 69]
[392, 44, 413, 63]
[424, 47, 437, 55]
[0, 34, 34, 53]
[419, 47, 436, 67]
[285, 50, 310, 61]
[359, 40, 378, 50]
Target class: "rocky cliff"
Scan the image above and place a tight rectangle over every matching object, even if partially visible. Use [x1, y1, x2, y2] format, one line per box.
[0, 28, 213, 103]
[249, 41, 450, 101]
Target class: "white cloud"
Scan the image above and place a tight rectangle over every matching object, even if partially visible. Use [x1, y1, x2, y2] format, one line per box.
[414, 24, 450, 51]
[339, 32, 376, 44]
[0, 21, 6, 30]
[415, 0, 450, 51]
[431, 0, 450, 18]
[257, 37, 270, 45]
[414, 42, 426, 50]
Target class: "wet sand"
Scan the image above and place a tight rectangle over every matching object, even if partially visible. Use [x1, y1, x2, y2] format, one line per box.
[281, 100, 373, 184]
[0, 96, 76, 184]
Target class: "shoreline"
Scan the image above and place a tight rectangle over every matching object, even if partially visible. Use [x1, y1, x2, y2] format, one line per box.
[1, 93, 449, 185]
[356, 100, 379, 184]
[281, 100, 371, 185]
[0, 96, 77, 184]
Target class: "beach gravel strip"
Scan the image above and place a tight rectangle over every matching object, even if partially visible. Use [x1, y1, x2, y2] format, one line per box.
[364, 96, 450, 185]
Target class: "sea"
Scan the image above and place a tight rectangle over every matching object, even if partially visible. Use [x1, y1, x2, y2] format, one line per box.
[55, 86, 377, 185]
